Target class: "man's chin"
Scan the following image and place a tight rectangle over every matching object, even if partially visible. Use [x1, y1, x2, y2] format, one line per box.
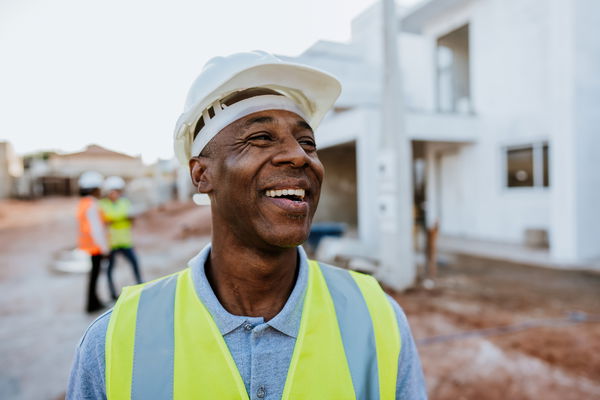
[260, 229, 310, 250]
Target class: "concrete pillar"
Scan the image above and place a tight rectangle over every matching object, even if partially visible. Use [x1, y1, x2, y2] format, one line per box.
[549, 0, 600, 263]
[376, 0, 415, 290]
[572, 0, 600, 261]
[356, 108, 382, 252]
[548, 0, 576, 262]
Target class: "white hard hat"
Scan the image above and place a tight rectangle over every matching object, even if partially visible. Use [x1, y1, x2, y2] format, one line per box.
[78, 171, 103, 190]
[173, 50, 342, 165]
[104, 176, 126, 192]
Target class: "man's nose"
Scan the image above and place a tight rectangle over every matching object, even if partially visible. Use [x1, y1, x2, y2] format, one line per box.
[271, 137, 311, 168]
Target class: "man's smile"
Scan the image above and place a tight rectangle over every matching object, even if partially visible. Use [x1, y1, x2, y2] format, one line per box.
[259, 174, 315, 215]
[265, 188, 305, 201]
[262, 184, 310, 215]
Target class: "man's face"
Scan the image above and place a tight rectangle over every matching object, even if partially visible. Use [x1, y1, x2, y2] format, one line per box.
[193, 109, 324, 250]
[108, 190, 121, 202]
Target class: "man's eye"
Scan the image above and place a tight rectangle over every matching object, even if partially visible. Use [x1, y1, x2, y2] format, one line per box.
[299, 139, 317, 148]
[248, 133, 272, 141]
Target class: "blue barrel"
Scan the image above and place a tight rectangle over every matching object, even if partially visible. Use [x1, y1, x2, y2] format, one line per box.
[307, 222, 347, 251]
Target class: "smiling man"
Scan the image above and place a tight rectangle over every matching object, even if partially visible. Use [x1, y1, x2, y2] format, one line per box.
[67, 51, 427, 399]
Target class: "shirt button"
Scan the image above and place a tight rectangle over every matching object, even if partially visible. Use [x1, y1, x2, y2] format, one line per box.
[243, 322, 253, 331]
[256, 385, 266, 398]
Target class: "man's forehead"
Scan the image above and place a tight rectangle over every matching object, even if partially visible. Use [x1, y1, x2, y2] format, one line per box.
[234, 110, 313, 132]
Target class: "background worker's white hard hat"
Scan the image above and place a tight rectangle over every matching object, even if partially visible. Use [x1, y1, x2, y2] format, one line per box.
[104, 176, 126, 192]
[78, 171, 104, 190]
[173, 50, 342, 165]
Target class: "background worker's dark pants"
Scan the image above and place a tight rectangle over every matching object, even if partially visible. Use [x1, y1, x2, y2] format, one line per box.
[86, 254, 104, 313]
[107, 247, 142, 299]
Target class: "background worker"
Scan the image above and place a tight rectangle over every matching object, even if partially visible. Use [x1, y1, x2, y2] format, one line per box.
[76, 171, 108, 313]
[68, 51, 426, 399]
[99, 176, 142, 300]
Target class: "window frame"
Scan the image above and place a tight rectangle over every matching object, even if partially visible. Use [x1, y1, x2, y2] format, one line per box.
[503, 141, 550, 190]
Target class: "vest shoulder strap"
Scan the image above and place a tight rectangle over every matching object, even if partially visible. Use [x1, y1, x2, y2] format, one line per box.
[106, 272, 183, 400]
[318, 262, 401, 400]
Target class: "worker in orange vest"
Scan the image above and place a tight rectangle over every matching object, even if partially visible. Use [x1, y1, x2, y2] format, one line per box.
[77, 171, 109, 313]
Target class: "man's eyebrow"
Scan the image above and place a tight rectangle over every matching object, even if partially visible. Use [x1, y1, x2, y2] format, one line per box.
[297, 120, 313, 132]
[243, 116, 273, 128]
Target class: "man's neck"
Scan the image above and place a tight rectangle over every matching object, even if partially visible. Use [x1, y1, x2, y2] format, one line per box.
[206, 241, 299, 321]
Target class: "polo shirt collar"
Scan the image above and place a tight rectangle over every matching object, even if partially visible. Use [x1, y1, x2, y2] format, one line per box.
[188, 243, 308, 338]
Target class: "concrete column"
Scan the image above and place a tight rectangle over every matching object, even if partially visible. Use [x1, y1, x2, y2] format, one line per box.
[356, 108, 382, 252]
[548, 0, 578, 262]
[376, 0, 415, 290]
[572, 0, 600, 261]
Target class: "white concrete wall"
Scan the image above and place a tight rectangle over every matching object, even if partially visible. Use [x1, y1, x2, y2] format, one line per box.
[572, 0, 600, 260]
[414, 0, 600, 260]
[413, 0, 555, 245]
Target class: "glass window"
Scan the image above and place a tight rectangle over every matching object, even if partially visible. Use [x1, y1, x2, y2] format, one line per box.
[507, 147, 534, 187]
[436, 24, 470, 114]
[505, 143, 550, 188]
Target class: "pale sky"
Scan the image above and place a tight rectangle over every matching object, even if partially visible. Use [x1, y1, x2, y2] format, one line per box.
[1, 0, 419, 163]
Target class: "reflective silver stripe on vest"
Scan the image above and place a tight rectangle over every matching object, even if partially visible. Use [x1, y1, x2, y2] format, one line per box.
[320, 264, 380, 400]
[131, 274, 178, 400]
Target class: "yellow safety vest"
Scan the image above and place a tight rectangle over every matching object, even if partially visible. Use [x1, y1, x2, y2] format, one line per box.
[105, 260, 401, 399]
[99, 198, 133, 248]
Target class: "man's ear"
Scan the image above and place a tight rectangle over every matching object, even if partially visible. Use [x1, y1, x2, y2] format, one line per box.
[189, 156, 213, 194]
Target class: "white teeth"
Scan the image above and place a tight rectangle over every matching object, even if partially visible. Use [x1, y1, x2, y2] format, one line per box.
[265, 188, 305, 199]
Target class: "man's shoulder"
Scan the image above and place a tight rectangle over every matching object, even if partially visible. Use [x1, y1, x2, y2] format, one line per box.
[79, 309, 112, 350]
[315, 261, 410, 325]
[68, 310, 111, 399]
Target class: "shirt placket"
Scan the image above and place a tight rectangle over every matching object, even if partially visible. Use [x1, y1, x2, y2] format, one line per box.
[249, 323, 272, 400]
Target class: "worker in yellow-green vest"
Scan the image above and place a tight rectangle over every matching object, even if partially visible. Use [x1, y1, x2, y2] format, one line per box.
[67, 51, 427, 399]
[99, 176, 143, 300]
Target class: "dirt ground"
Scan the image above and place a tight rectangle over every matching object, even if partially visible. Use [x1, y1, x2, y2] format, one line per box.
[0, 198, 598, 399]
[392, 257, 600, 399]
[0, 198, 211, 399]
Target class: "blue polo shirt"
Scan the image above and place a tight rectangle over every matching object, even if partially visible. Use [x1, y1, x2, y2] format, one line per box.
[67, 245, 427, 399]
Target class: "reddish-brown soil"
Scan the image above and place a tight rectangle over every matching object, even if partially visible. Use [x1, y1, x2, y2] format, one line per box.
[1, 198, 598, 399]
[392, 256, 600, 399]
